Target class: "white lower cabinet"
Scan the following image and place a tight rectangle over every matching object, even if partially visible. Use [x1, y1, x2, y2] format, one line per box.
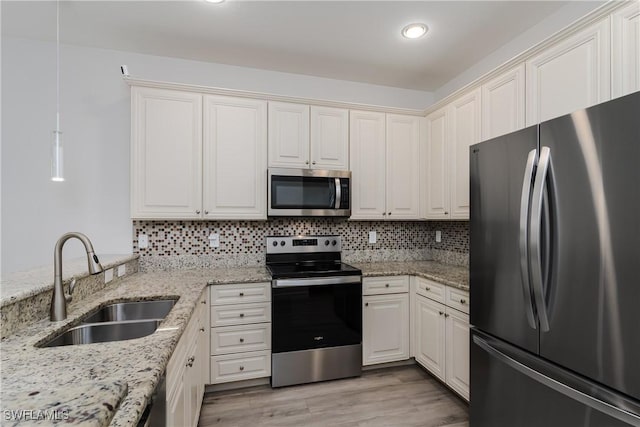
[412, 277, 469, 401]
[362, 276, 410, 366]
[166, 290, 208, 427]
[209, 282, 272, 384]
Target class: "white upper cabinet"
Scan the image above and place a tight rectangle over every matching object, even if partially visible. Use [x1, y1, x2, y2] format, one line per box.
[310, 106, 349, 170]
[526, 18, 611, 125]
[612, 1, 640, 98]
[386, 114, 421, 219]
[448, 88, 481, 220]
[203, 96, 267, 220]
[481, 64, 526, 140]
[349, 110, 387, 219]
[268, 102, 310, 168]
[425, 107, 449, 219]
[268, 102, 349, 170]
[131, 87, 203, 219]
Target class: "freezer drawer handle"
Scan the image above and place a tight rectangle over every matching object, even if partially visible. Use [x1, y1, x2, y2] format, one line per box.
[519, 149, 538, 330]
[473, 334, 640, 425]
[530, 146, 552, 332]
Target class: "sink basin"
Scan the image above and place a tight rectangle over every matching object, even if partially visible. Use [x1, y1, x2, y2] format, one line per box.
[82, 298, 178, 323]
[40, 319, 162, 347]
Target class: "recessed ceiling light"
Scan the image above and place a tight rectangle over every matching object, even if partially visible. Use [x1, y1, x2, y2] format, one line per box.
[205, 0, 225, 3]
[401, 23, 428, 39]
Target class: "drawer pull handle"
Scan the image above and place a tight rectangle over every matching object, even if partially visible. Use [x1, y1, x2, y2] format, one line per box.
[239, 365, 245, 371]
[239, 292, 244, 297]
[385, 284, 390, 288]
[201, 300, 206, 305]
[460, 299, 467, 304]
[239, 338, 244, 343]
[186, 356, 195, 367]
[239, 313, 245, 318]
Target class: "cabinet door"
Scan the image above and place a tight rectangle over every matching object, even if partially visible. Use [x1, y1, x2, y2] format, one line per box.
[385, 114, 420, 219]
[203, 96, 267, 220]
[167, 372, 186, 427]
[526, 18, 611, 125]
[131, 87, 202, 219]
[310, 106, 349, 170]
[448, 88, 481, 220]
[363, 293, 409, 365]
[612, 2, 640, 98]
[445, 308, 470, 401]
[424, 108, 449, 219]
[268, 102, 310, 168]
[414, 295, 446, 381]
[349, 110, 386, 220]
[482, 64, 525, 140]
[185, 337, 200, 427]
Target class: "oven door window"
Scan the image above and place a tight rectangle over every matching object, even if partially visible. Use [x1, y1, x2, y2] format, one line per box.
[272, 283, 362, 353]
[271, 176, 336, 209]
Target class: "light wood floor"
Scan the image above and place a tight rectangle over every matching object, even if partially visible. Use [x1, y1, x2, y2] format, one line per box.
[198, 365, 469, 427]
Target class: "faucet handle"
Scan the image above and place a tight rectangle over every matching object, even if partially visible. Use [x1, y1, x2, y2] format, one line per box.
[65, 278, 77, 303]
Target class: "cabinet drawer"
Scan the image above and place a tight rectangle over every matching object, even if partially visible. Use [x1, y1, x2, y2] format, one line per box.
[211, 302, 271, 327]
[414, 277, 446, 303]
[363, 276, 409, 295]
[210, 282, 270, 305]
[211, 323, 271, 355]
[210, 350, 271, 384]
[445, 287, 470, 314]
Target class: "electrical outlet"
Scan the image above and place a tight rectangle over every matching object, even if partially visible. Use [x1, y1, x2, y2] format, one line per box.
[435, 230, 442, 243]
[104, 268, 114, 284]
[209, 233, 220, 248]
[138, 234, 149, 249]
[117, 264, 126, 277]
[368, 231, 377, 244]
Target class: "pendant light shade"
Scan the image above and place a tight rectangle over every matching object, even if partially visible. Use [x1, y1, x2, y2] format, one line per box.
[51, 0, 64, 182]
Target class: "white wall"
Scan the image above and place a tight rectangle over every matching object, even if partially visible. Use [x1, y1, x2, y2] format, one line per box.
[0, 36, 434, 276]
[434, 1, 606, 101]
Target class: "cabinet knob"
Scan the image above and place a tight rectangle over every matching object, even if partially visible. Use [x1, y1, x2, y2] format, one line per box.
[305, 160, 309, 165]
[312, 161, 316, 165]
[388, 212, 392, 216]
[365, 302, 369, 307]
[204, 210, 209, 214]
[239, 366, 245, 371]
[200, 327, 205, 332]
[382, 212, 386, 216]
[186, 356, 195, 367]
[444, 211, 449, 215]
[201, 300, 206, 305]
[196, 210, 201, 214]
[439, 311, 443, 316]
[239, 338, 244, 343]
[425, 287, 431, 291]
[444, 313, 450, 318]
[460, 299, 466, 304]
[385, 284, 389, 288]
[239, 313, 245, 318]
[239, 292, 244, 297]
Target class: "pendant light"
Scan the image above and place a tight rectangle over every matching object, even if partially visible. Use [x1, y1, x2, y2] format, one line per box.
[51, 0, 64, 182]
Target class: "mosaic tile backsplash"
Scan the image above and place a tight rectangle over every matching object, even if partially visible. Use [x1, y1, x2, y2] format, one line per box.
[133, 219, 469, 271]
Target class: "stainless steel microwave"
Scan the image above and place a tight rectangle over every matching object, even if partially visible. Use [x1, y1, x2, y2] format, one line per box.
[268, 168, 351, 217]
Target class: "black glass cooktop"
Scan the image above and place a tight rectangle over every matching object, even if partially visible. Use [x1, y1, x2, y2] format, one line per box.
[267, 261, 361, 280]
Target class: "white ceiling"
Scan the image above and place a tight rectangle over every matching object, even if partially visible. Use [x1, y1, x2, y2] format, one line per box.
[2, 1, 572, 91]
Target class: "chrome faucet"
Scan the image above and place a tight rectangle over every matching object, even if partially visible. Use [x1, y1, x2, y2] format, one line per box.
[50, 232, 104, 321]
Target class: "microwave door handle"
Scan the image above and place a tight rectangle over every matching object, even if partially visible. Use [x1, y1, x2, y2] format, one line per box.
[334, 178, 341, 209]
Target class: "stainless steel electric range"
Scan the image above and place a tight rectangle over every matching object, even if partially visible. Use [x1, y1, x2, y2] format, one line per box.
[266, 235, 362, 388]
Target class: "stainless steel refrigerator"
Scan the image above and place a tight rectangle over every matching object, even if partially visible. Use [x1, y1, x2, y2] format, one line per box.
[470, 91, 640, 426]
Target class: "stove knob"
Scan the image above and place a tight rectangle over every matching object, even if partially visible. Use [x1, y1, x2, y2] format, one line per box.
[325, 240, 330, 246]
[280, 240, 286, 246]
[332, 240, 337, 246]
[272, 241, 278, 247]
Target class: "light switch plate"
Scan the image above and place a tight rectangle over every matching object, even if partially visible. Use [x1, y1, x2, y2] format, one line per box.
[138, 234, 149, 249]
[117, 264, 126, 277]
[369, 231, 377, 244]
[209, 233, 220, 248]
[435, 230, 442, 243]
[104, 268, 114, 283]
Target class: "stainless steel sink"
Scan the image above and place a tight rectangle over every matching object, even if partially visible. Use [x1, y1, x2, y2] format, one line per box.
[82, 299, 178, 323]
[40, 319, 162, 347]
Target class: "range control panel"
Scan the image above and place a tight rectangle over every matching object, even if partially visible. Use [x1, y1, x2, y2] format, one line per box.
[266, 235, 342, 254]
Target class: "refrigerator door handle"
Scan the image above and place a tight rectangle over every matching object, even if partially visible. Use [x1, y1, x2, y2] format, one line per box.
[530, 146, 551, 332]
[519, 149, 538, 329]
[473, 334, 640, 426]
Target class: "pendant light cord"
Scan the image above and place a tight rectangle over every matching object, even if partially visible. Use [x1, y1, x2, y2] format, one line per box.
[56, 0, 60, 132]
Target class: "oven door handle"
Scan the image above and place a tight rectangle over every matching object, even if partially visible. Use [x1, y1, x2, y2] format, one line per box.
[272, 276, 362, 288]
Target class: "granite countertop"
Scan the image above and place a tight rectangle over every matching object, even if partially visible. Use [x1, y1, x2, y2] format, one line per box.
[0, 266, 270, 427]
[351, 260, 469, 291]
